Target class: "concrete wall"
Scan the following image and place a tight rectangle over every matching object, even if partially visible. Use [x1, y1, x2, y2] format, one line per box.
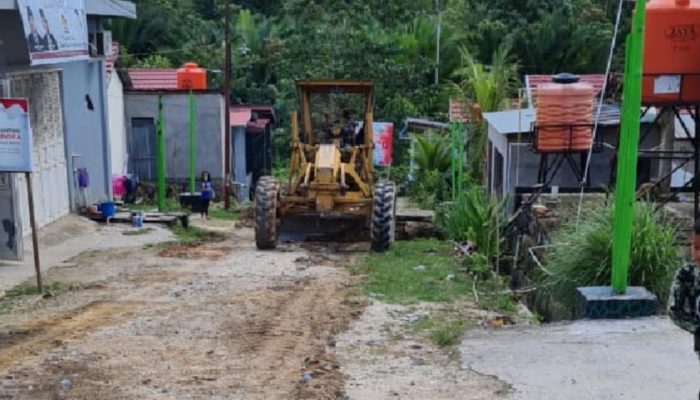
[108, 74, 127, 175]
[124, 92, 225, 182]
[60, 59, 112, 206]
[231, 126, 249, 201]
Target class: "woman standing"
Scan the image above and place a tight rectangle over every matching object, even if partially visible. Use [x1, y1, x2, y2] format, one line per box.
[200, 171, 214, 219]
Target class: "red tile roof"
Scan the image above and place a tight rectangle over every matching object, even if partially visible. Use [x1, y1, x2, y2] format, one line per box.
[230, 108, 251, 127]
[126, 69, 179, 91]
[526, 74, 606, 107]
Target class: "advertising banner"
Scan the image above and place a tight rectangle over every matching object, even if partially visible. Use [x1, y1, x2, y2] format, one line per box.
[18, 0, 88, 65]
[372, 122, 393, 167]
[0, 99, 33, 172]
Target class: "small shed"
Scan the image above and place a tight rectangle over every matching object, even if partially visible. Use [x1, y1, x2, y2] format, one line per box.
[230, 105, 276, 201]
[122, 69, 226, 189]
[484, 103, 661, 212]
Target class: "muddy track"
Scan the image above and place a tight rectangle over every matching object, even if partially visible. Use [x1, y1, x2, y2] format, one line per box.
[0, 231, 363, 399]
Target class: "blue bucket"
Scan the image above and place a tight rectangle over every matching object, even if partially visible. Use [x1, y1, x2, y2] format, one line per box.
[100, 201, 116, 218]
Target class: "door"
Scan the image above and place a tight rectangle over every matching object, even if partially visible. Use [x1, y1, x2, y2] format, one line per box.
[0, 173, 23, 260]
[129, 118, 157, 181]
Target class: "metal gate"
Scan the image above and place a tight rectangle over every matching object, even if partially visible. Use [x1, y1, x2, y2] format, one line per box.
[129, 118, 157, 181]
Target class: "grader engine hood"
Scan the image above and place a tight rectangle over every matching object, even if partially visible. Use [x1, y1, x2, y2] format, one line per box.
[313, 144, 341, 211]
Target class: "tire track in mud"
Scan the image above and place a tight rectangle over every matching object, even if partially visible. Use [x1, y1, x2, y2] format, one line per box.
[0, 300, 146, 373]
[221, 273, 363, 399]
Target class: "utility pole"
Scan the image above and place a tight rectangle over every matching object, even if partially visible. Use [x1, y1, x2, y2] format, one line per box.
[434, 0, 442, 86]
[224, 0, 232, 209]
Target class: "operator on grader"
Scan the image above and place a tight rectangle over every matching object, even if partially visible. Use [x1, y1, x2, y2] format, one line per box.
[254, 80, 396, 252]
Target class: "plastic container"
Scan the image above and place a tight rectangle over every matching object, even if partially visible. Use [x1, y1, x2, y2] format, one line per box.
[99, 201, 116, 218]
[535, 74, 595, 153]
[132, 211, 144, 228]
[642, 0, 700, 104]
[77, 168, 89, 188]
[179, 192, 203, 213]
[112, 175, 126, 198]
[177, 62, 207, 90]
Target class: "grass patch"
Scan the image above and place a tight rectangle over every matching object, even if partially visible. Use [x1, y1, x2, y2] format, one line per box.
[430, 320, 467, 347]
[352, 239, 473, 303]
[171, 224, 223, 244]
[122, 227, 155, 236]
[5, 281, 68, 298]
[353, 239, 516, 313]
[413, 313, 472, 347]
[208, 207, 242, 221]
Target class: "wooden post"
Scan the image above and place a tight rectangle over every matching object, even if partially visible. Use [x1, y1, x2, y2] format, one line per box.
[224, 1, 232, 209]
[25, 172, 42, 294]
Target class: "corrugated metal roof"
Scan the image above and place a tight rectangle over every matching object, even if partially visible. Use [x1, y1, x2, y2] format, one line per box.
[126, 69, 178, 91]
[484, 103, 658, 135]
[230, 109, 251, 127]
[483, 108, 536, 135]
[526, 74, 606, 108]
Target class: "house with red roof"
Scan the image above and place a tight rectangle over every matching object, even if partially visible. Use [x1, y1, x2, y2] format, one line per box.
[120, 67, 275, 201]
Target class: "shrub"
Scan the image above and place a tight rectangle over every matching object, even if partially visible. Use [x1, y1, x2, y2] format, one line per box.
[536, 200, 682, 320]
[437, 186, 507, 262]
[409, 170, 449, 209]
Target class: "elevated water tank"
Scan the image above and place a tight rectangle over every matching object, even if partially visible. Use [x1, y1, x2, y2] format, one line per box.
[535, 73, 595, 153]
[642, 0, 700, 104]
[177, 62, 207, 90]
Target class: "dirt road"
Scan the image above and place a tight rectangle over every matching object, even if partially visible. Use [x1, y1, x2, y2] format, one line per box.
[0, 227, 363, 399]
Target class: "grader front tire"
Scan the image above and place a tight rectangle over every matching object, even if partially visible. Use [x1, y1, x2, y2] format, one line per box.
[371, 181, 396, 252]
[255, 177, 279, 250]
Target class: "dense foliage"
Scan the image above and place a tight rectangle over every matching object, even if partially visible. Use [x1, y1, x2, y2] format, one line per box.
[112, 0, 628, 127]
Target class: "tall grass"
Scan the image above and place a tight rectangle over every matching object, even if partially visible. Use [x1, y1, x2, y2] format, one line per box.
[536, 200, 682, 319]
[437, 186, 507, 262]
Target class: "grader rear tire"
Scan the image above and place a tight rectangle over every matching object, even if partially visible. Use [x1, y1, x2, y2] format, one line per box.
[371, 181, 396, 252]
[255, 177, 279, 250]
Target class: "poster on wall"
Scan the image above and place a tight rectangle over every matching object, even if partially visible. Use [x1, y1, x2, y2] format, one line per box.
[18, 0, 88, 65]
[0, 99, 33, 172]
[372, 122, 393, 167]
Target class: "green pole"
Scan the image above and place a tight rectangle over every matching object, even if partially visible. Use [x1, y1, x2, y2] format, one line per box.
[157, 94, 166, 211]
[611, 0, 646, 294]
[189, 90, 195, 193]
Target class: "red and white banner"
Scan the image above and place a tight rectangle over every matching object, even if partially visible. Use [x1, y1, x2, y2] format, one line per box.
[18, 0, 88, 65]
[0, 99, 33, 172]
[372, 122, 393, 167]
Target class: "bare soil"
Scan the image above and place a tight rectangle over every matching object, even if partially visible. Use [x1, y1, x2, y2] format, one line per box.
[0, 228, 360, 399]
[0, 225, 505, 399]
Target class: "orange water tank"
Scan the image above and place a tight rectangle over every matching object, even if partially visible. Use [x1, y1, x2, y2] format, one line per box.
[642, 0, 700, 104]
[177, 62, 207, 90]
[535, 74, 594, 153]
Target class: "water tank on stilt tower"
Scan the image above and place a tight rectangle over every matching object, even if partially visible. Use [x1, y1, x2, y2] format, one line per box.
[535, 73, 595, 153]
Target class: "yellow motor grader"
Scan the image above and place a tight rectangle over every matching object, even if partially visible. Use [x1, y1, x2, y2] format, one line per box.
[254, 80, 396, 251]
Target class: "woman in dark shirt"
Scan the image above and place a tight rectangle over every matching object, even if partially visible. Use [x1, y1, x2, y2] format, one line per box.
[200, 171, 213, 219]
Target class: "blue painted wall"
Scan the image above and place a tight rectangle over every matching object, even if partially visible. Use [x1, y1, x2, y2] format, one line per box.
[60, 59, 112, 207]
